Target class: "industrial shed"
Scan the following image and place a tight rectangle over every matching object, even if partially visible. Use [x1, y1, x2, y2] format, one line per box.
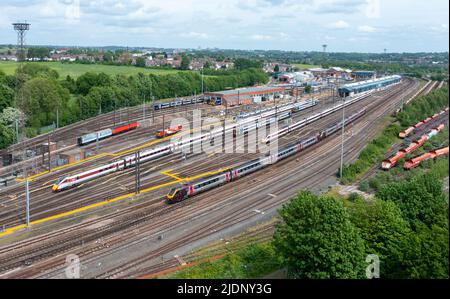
[204, 86, 285, 107]
[338, 75, 402, 97]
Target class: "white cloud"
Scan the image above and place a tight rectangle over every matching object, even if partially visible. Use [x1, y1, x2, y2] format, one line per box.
[0, 0, 448, 52]
[358, 25, 377, 32]
[328, 20, 350, 29]
[251, 34, 272, 40]
[364, 0, 381, 19]
[180, 31, 209, 39]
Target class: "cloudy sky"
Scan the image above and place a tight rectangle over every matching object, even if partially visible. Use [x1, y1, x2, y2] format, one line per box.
[0, 0, 448, 52]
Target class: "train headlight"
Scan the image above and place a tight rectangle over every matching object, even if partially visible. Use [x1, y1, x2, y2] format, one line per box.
[52, 185, 58, 192]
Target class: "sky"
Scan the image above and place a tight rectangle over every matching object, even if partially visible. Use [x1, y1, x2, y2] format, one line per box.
[0, 0, 448, 53]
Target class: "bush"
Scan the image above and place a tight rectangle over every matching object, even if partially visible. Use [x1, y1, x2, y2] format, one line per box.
[359, 180, 369, 192]
[348, 192, 363, 202]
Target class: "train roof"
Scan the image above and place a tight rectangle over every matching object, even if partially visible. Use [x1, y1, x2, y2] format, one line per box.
[338, 75, 401, 93]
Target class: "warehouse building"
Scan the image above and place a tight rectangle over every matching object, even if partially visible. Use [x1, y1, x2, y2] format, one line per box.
[204, 86, 285, 107]
[338, 75, 401, 97]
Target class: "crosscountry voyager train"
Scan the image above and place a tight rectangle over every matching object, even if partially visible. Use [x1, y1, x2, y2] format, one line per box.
[166, 108, 367, 203]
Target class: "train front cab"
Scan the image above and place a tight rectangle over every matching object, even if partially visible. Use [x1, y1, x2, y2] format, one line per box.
[166, 187, 188, 204]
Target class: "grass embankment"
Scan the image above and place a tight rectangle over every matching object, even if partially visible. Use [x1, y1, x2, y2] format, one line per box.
[166, 242, 281, 279]
[340, 86, 449, 184]
[160, 221, 282, 279]
[0, 61, 182, 78]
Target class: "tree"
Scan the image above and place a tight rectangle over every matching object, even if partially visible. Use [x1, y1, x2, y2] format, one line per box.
[203, 61, 211, 69]
[76, 72, 111, 95]
[347, 198, 411, 278]
[27, 47, 51, 60]
[401, 222, 449, 278]
[0, 107, 26, 127]
[20, 77, 70, 128]
[274, 64, 280, 72]
[61, 75, 77, 94]
[0, 83, 14, 112]
[234, 58, 263, 70]
[0, 123, 14, 149]
[304, 85, 312, 93]
[376, 172, 448, 228]
[20, 63, 59, 79]
[103, 51, 114, 63]
[273, 191, 367, 279]
[136, 57, 146, 68]
[180, 55, 191, 70]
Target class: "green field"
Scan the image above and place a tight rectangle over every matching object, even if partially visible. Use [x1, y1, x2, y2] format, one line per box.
[0, 61, 182, 78]
[292, 63, 320, 69]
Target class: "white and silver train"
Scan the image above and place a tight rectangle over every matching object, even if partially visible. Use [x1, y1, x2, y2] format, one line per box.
[261, 90, 374, 144]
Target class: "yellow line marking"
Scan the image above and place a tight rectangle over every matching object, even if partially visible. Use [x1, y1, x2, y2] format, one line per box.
[30, 185, 53, 194]
[0, 166, 229, 238]
[160, 170, 183, 181]
[41, 179, 55, 186]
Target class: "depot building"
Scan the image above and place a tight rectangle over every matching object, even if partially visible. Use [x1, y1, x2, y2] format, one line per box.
[204, 86, 285, 107]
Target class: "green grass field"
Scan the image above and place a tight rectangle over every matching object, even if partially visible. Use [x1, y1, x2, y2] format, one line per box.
[0, 61, 182, 78]
[292, 63, 320, 69]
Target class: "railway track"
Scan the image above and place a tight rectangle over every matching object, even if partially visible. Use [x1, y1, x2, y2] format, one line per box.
[0, 98, 333, 228]
[0, 78, 420, 278]
[0, 78, 418, 275]
[94, 77, 418, 278]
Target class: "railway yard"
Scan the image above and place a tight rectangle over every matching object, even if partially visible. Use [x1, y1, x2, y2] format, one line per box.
[0, 77, 445, 279]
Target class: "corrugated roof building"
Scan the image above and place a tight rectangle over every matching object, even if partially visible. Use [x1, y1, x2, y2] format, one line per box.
[204, 86, 286, 107]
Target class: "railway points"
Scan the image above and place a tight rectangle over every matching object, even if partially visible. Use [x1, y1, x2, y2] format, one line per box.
[0, 76, 441, 279]
[0, 78, 416, 231]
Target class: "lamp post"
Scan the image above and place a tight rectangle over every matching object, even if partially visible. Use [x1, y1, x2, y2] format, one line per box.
[339, 96, 345, 179]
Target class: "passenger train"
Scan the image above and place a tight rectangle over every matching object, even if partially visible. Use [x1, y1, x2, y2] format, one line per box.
[53, 89, 374, 193]
[166, 108, 367, 203]
[153, 97, 206, 110]
[77, 122, 139, 146]
[52, 106, 294, 192]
